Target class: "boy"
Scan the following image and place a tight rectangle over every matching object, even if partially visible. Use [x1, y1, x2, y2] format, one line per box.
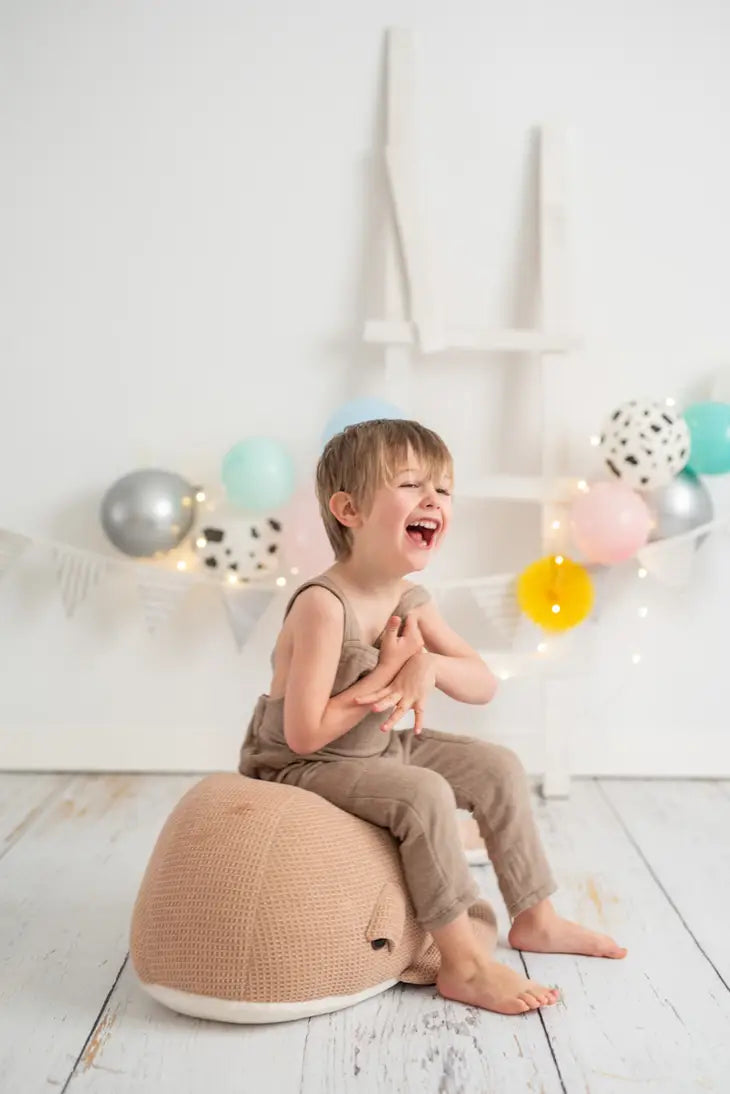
[239, 419, 626, 1015]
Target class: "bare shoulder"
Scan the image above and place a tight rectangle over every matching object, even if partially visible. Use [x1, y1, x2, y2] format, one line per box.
[287, 584, 344, 631]
[270, 585, 345, 698]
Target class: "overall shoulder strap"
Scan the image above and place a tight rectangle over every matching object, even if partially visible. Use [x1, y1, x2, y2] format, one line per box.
[396, 583, 432, 615]
[282, 574, 361, 644]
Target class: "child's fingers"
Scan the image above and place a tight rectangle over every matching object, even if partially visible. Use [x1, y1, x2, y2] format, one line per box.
[380, 616, 401, 645]
[380, 699, 410, 732]
[413, 704, 424, 735]
[354, 687, 392, 705]
[373, 691, 402, 712]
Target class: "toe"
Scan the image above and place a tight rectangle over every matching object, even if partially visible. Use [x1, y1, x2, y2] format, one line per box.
[518, 991, 542, 1010]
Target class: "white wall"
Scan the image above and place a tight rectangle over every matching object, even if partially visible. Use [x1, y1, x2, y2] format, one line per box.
[1, 0, 729, 775]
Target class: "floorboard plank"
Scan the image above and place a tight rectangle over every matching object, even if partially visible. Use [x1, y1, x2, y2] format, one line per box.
[7, 774, 730, 1093]
[0, 773, 71, 860]
[501, 779, 730, 1094]
[298, 972, 562, 1094]
[0, 774, 199, 1091]
[64, 960, 308, 1094]
[601, 778, 730, 989]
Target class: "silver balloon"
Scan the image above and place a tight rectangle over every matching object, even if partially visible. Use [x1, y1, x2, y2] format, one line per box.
[645, 470, 713, 542]
[101, 469, 198, 557]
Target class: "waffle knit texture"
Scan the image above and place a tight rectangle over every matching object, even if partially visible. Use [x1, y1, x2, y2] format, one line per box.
[130, 773, 496, 1004]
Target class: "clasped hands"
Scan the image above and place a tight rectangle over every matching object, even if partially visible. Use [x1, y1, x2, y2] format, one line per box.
[354, 613, 435, 735]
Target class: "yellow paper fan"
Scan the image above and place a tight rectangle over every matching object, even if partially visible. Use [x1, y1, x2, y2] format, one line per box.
[517, 555, 593, 631]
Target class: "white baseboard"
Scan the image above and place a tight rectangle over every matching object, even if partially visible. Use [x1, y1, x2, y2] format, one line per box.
[1, 725, 729, 778]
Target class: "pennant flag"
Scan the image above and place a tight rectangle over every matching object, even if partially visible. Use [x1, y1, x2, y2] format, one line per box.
[222, 585, 276, 651]
[636, 537, 696, 589]
[469, 573, 522, 645]
[136, 572, 190, 635]
[0, 529, 30, 580]
[52, 546, 108, 617]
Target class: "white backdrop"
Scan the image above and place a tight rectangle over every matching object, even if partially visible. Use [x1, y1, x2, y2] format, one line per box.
[1, 0, 729, 774]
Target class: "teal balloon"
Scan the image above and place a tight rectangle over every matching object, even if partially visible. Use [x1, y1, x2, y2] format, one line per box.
[221, 437, 295, 512]
[321, 398, 405, 446]
[683, 401, 730, 475]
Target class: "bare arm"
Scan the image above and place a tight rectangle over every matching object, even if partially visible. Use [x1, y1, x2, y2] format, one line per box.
[415, 599, 498, 704]
[283, 589, 408, 755]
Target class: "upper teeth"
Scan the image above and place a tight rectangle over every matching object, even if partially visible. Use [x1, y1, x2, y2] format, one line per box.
[410, 519, 439, 530]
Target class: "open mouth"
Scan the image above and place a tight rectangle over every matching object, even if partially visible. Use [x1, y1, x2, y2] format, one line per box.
[405, 518, 440, 549]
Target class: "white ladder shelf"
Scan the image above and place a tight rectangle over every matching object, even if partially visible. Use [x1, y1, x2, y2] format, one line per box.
[366, 27, 580, 797]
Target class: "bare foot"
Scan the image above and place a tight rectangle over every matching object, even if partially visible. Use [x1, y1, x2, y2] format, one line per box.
[508, 902, 627, 959]
[437, 958, 560, 1015]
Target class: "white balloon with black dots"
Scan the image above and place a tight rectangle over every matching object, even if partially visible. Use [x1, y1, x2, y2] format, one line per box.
[599, 398, 690, 491]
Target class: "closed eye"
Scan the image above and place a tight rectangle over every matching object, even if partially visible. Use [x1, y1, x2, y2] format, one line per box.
[400, 482, 451, 496]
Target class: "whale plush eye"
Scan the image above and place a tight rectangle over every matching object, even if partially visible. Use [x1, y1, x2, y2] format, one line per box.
[370, 938, 388, 950]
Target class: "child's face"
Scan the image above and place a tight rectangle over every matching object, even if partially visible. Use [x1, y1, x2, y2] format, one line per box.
[356, 452, 452, 573]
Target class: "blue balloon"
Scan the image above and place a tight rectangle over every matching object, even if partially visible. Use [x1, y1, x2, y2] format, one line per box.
[683, 401, 730, 475]
[221, 437, 295, 513]
[321, 398, 405, 446]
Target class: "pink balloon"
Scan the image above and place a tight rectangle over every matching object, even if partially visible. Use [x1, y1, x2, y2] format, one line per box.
[569, 482, 652, 565]
[279, 486, 333, 579]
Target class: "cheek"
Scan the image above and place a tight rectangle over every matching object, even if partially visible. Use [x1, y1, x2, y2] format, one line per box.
[380, 495, 411, 525]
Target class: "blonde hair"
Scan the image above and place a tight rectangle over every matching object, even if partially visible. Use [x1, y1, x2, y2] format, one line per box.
[316, 419, 453, 560]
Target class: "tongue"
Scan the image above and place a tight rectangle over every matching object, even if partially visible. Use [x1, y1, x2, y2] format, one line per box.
[407, 527, 428, 546]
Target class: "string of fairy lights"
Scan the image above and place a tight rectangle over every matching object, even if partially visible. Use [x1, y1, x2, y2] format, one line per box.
[181, 392, 710, 680]
[503, 395, 686, 679]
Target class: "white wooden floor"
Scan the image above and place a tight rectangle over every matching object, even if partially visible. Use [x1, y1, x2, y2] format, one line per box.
[1, 774, 729, 1094]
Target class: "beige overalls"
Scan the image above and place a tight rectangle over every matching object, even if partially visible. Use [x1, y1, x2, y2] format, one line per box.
[238, 574, 556, 932]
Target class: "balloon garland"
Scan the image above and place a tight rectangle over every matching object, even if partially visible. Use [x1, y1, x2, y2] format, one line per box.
[516, 392, 729, 633]
[98, 394, 730, 637]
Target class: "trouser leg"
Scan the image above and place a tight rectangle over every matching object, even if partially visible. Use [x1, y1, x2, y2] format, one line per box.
[407, 730, 557, 918]
[281, 758, 482, 931]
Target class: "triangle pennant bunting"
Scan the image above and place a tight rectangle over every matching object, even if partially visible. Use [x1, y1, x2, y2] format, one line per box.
[222, 586, 276, 651]
[636, 537, 697, 589]
[53, 546, 108, 618]
[469, 573, 522, 646]
[136, 572, 190, 636]
[0, 529, 31, 580]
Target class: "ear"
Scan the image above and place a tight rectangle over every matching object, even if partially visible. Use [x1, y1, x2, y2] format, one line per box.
[365, 881, 405, 954]
[329, 491, 362, 529]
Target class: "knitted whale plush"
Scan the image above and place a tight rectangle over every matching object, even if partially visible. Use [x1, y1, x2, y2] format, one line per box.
[130, 773, 495, 1024]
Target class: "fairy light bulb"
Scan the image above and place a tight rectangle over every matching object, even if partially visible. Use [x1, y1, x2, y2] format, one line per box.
[665, 397, 676, 408]
[195, 536, 207, 549]
[276, 576, 287, 587]
[638, 606, 649, 619]
[554, 555, 564, 566]
[176, 560, 187, 571]
[632, 653, 641, 665]
[589, 434, 601, 447]
[637, 567, 648, 579]
[227, 573, 239, 585]
[576, 479, 589, 492]
[537, 642, 548, 654]
[497, 668, 511, 680]
[551, 604, 561, 614]
[551, 519, 561, 530]
[290, 567, 300, 576]
[195, 490, 206, 503]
